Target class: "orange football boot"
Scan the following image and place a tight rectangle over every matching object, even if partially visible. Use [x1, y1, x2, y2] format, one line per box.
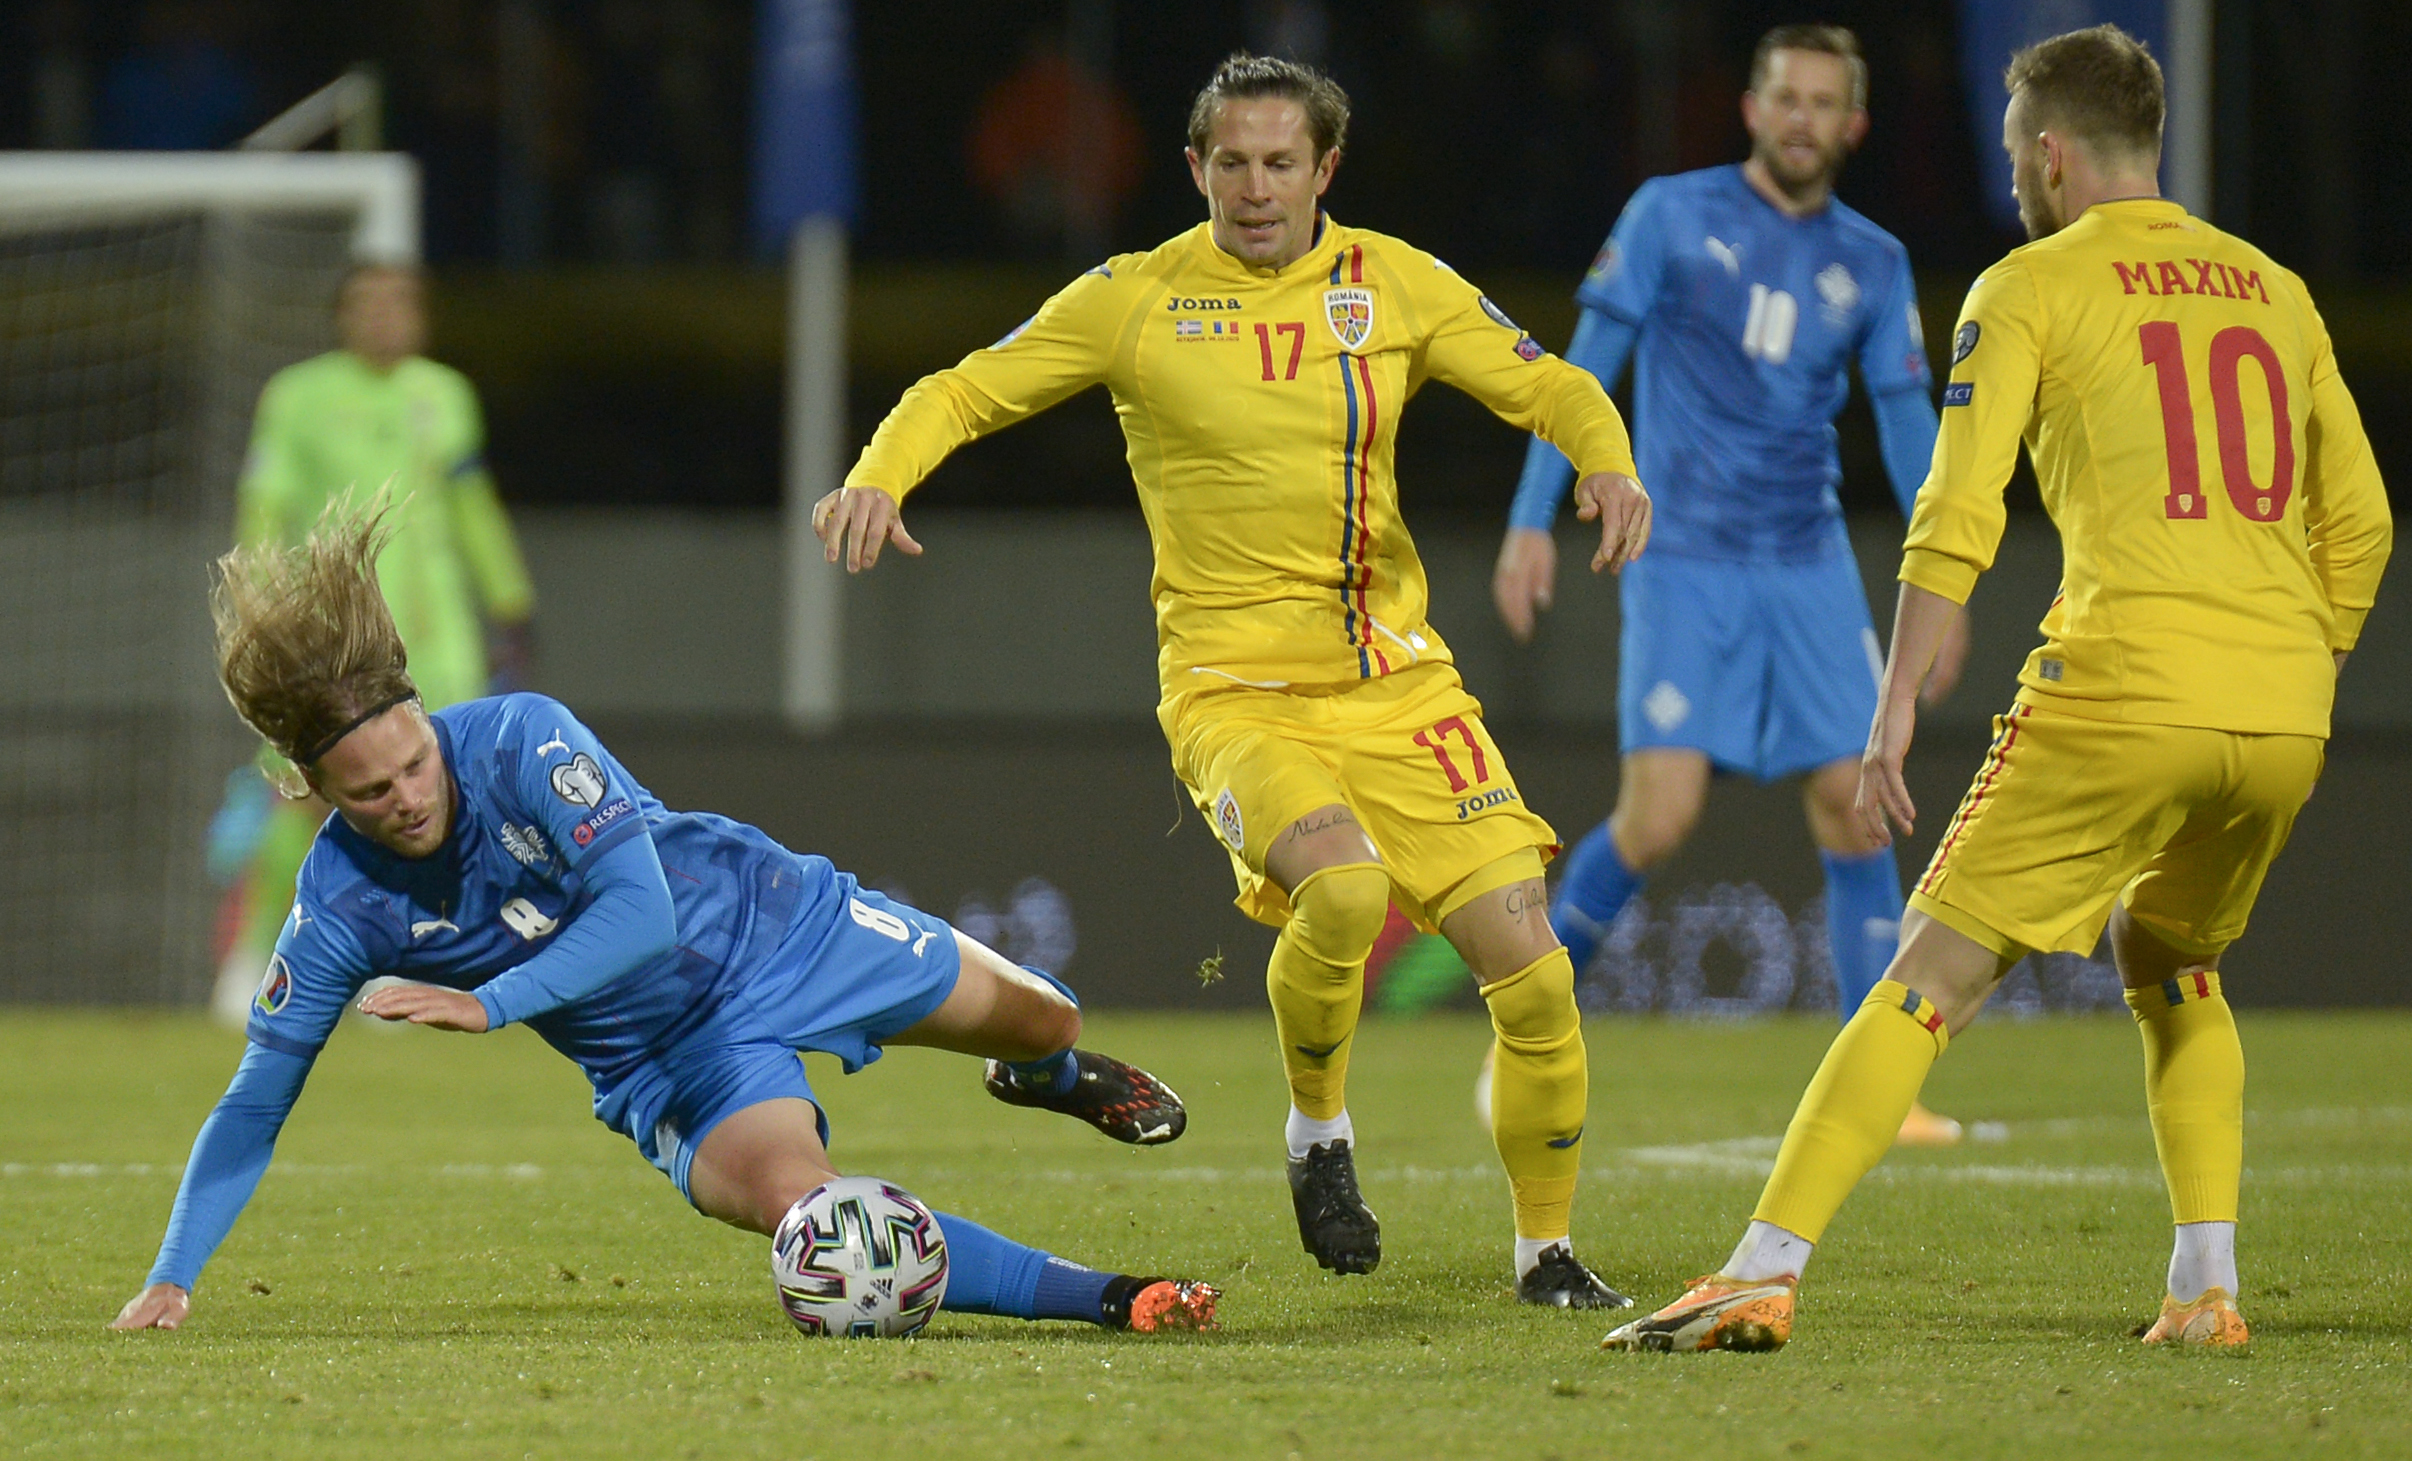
[2140, 1288, 2249, 1348]
[1601, 1272, 1796, 1352]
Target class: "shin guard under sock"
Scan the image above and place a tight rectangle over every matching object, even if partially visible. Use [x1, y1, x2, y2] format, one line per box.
[935, 1211, 1112, 1322]
[1265, 862, 1390, 1121]
[1481, 947, 1586, 1242]
[2127, 971, 2244, 1226]
[1753, 979, 1950, 1242]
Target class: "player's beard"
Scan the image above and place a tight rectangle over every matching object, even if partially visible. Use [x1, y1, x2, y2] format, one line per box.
[1753, 134, 1849, 203]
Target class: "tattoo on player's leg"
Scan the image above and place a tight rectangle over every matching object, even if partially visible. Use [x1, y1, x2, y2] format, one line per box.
[1501, 878, 1549, 924]
[1285, 807, 1360, 842]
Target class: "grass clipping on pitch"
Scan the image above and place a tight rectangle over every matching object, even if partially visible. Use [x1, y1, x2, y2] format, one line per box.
[3, 1008, 2409, 1458]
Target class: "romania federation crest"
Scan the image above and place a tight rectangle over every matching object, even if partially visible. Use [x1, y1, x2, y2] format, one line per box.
[1323, 288, 1374, 350]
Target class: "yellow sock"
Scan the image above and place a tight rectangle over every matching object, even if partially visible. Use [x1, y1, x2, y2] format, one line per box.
[2126, 971, 2243, 1224]
[1265, 862, 1389, 1121]
[1754, 979, 1951, 1242]
[1481, 948, 1585, 1242]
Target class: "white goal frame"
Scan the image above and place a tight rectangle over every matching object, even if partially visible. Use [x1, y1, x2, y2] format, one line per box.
[0, 152, 420, 264]
[0, 151, 419, 1005]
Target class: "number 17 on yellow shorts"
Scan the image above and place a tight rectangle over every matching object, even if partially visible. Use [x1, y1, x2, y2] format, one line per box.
[1161, 663, 1560, 931]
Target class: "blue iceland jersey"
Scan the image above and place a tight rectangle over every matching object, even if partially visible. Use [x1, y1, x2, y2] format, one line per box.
[1579, 165, 1931, 560]
[247, 695, 842, 1117]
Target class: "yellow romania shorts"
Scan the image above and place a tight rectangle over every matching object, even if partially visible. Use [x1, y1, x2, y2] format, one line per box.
[1910, 701, 2324, 960]
[1160, 662, 1559, 931]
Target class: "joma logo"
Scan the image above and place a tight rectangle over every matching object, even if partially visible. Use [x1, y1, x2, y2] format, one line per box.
[1164, 296, 1242, 311]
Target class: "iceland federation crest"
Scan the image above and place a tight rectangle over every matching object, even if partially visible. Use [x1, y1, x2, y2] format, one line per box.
[1323, 288, 1373, 350]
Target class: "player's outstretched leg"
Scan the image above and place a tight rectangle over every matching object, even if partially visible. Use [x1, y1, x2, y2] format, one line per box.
[1265, 860, 1389, 1274]
[697, 1100, 1218, 1331]
[1804, 758, 1961, 1148]
[2112, 908, 2249, 1348]
[1608, 913, 1992, 1351]
[939, 1210, 1220, 1333]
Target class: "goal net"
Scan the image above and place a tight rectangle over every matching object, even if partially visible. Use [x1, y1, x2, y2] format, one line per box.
[0, 153, 418, 1004]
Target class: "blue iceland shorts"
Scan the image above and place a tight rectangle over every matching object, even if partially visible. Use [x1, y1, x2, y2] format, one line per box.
[1617, 547, 1883, 781]
[604, 877, 963, 1203]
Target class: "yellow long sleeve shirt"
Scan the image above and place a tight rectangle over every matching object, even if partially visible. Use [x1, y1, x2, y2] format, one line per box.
[1905, 200, 2390, 737]
[847, 218, 1637, 698]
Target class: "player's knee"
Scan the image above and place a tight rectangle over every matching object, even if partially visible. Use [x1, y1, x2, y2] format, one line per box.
[1610, 800, 1696, 869]
[1285, 861, 1391, 968]
[1481, 949, 1578, 1048]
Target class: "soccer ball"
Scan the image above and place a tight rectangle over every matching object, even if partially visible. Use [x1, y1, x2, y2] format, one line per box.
[769, 1176, 949, 1338]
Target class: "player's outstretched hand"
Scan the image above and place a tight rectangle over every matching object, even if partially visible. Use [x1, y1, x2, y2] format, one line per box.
[111, 1282, 190, 1330]
[812, 485, 923, 574]
[358, 982, 490, 1033]
[1491, 528, 1558, 644]
[1572, 472, 1650, 575]
[1856, 690, 1919, 847]
[1921, 607, 1972, 707]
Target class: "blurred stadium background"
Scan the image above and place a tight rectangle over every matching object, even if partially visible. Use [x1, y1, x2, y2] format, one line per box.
[3, 0, 2407, 1015]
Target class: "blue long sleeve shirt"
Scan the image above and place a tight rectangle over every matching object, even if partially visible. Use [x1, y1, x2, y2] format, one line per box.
[147, 693, 837, 1292]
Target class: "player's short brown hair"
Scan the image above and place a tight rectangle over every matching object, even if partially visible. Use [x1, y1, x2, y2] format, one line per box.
[1751, 24, 1867, 110]
[212, 494, 418, 791]
[1186, 52, 1350, 161]
[2004, 24, 2164, 162]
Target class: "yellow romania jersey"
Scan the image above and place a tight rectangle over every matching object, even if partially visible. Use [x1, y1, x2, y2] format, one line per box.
[1905, 199, 2390, 737]
[847, 219, 1637, 699]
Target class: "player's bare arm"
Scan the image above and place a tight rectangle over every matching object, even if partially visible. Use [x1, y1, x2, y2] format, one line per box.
[1922, 608, 1973, 706]
[1858, 582, 1960, 845]
[812, 485, 922, 574]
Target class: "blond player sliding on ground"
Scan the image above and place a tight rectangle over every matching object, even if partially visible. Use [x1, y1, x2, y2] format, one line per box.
[820, 54, 1653, 1307]
[1606, 24, 2389, 1353]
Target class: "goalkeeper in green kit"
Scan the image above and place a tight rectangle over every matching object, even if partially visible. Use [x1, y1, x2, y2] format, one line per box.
[211, 264, 537, 1015]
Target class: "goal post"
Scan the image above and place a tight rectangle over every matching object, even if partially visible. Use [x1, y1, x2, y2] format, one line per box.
[0, 151, 419, 1005]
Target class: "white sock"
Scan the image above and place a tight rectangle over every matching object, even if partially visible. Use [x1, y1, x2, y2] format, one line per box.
[2168, 1221, 2238, 1303]
[1285, 1106, 1354, 1161]
[1725, 1220, 1813, 1283]
[1515, 1235, 1570, 1279]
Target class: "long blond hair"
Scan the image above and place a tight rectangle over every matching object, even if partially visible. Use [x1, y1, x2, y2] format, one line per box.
[211, 494, 418, 794]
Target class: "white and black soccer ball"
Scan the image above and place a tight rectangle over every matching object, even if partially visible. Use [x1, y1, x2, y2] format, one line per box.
[770, 1176, 949, 1338]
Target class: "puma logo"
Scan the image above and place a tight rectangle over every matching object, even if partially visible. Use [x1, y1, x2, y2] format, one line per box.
[1705, 236, 1741, 276]
[536, 730, 571, 757]
[410, 916, 460, 940]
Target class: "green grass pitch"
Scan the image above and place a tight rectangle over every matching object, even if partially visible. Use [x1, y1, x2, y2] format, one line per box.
[4, 1008, 2408, 1458]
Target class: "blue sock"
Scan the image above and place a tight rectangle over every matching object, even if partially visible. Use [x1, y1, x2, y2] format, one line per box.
[1005, 1048, 1079, 1095]
[933, 1210, 1112, 1322]
[1551, 821, 1644, 972]
[1820, 846, 1905, 1018]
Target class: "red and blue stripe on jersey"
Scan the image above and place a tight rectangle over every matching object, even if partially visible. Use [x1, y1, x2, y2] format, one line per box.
[1330, 244, 1385, 678]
